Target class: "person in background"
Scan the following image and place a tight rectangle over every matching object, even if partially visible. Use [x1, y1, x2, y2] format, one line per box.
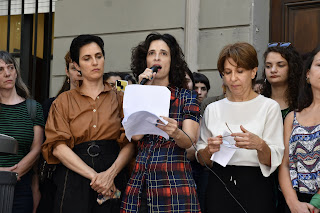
[200, 84, 228, 116]
[120, 73, 136, 85]
[183, 72, 210, 212]
[42, 34, 134, 213]
[0, 50, 44, 213]
[193, 72, 210, 103]
[197, 42, 284, 212]
[37, 51, 83, 213]
[121, 32, 201, 212]
[261, 42, 303, 213]
[253, 78, 264, 94]
[42, 51, 83, 122]
[103, 72, 122, 88]
[262, 42, 303, 120]
[185, 67, 195, 90]
[279, 46, 320, 213]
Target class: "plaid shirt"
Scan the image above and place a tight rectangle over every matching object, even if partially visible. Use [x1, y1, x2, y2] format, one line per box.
[121, 86, 201, 213]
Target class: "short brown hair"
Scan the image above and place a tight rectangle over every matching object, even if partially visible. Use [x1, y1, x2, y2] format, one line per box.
[217, 42, 258, 81]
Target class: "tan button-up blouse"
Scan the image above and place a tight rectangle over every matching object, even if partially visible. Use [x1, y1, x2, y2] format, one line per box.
[42, 84, 123, 164]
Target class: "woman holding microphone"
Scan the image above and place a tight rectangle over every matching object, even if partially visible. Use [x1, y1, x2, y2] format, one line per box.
[121, 32, 201, 213]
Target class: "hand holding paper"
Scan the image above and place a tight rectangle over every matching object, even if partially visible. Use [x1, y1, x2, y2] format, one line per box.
[207, 135, 223, 154]
[155, 116, 179, 138]
[122, 85, 171, 141]
[210, 130, 238, 167]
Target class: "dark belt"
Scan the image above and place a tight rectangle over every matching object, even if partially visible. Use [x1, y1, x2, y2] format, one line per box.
[72, 140, 119, 158]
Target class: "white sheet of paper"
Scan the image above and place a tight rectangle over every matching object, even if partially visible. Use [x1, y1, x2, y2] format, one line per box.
[221, 130, 238, 149]
[122, 85, 171, 141]
[210, 130, 238, 167]
[210, 145, 236, 167]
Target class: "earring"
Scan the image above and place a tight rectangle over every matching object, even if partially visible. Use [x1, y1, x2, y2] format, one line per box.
[306, 77, 310, 84]
[67, 77, 70, 84]
[264, 78, 267, 83]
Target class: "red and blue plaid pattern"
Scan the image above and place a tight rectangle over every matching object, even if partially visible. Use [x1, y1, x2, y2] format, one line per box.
[121, 86, 201, 212]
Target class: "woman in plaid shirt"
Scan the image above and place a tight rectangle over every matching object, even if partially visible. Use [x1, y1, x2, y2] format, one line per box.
[120, 33, 201, 213]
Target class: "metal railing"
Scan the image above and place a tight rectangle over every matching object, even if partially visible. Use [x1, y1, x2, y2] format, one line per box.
[5, 0, 53, 103]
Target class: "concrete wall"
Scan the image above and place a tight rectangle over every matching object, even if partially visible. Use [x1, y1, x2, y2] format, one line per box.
[50, 0, 185, 96]
[198, 0, 269, 96]
[50, 0, 269, 97]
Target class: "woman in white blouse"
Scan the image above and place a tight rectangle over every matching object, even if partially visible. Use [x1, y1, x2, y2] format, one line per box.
[196, 42, 284, 213]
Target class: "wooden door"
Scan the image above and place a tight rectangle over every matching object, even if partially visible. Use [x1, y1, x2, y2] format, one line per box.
[270, 0, 320, 54]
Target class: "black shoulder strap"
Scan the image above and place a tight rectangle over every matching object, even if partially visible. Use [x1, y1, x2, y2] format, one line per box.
[26, 99, 37, 122]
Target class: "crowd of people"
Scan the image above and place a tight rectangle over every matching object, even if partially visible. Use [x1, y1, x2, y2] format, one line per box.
[0, 32, 319, 213]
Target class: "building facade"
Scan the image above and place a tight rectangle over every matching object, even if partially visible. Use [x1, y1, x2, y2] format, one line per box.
[50, 0, 269, 97]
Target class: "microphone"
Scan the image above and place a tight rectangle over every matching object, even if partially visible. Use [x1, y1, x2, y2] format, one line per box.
[140, 66, 160, 85]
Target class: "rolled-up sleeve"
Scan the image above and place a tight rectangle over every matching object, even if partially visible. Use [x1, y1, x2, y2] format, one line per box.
[42, 96, 73, 164]
[183, 90, 200, 123]
[259, 103, 284, 177]
[195, 107, 211, 162]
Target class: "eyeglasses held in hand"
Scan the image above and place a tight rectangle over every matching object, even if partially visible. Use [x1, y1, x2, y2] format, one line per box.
[225, 122, 233, 134]
[268, 42, 291, 48]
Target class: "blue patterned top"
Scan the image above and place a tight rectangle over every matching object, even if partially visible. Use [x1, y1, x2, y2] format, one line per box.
[289, 111, 320, 194]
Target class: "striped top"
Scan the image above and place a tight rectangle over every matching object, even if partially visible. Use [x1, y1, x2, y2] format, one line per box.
[121, 86, 201, 213]
[0, 100, 44, 167]
[289, 111, 320, 194]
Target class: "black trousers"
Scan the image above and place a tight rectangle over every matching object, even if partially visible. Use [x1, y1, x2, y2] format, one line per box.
[53, 140, 127, 213]
[205, 163, 276, 213]
[12, 172, 33, 213]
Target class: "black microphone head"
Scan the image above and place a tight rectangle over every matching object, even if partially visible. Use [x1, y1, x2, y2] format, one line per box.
[140, 65, 162, 85]
[150, 65, 161, 73]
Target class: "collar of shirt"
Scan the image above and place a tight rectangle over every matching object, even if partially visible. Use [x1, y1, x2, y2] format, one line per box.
[75, 83, 113, 97]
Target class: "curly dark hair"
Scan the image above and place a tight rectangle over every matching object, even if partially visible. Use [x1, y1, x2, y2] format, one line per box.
[131, 32, 188, 88]
[261, 45, 303, 110]
[297, 45, 320, 111]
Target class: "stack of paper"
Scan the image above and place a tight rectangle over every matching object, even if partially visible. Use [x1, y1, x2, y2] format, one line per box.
[122, 85, 171, 141]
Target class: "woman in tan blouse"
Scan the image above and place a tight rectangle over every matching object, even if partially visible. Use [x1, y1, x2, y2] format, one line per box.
[42, 34, 134, 213]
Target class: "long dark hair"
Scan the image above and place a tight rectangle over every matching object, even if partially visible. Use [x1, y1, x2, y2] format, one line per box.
[131, 32, 188, 88]
[261, 45, 303, 110]
[297, 45, 320, 112]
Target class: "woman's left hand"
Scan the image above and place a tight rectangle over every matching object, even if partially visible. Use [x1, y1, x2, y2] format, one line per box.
[90, 167, 117, 197]
[231, 125, 265, 151]
[0, 164, 17, 172]
[156, 116, 179, 138]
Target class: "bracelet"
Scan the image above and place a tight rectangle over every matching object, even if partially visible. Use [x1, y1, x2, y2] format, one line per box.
[310, 193, 320, 209]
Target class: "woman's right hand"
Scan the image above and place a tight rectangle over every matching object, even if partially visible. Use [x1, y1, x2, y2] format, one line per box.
[138, 68, 157, 85]
[288, 201, 317, 213]
[207, 135, 223, 154]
